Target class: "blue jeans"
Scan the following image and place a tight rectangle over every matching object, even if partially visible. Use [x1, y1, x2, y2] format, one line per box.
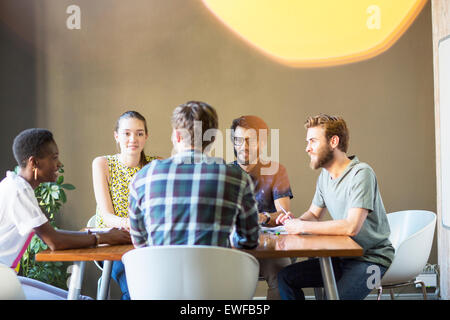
[278, 258, 387, 300]
[111, 261, 130, 300]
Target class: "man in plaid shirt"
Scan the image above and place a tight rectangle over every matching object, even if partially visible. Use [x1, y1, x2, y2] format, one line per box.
[128, 101, 259, 249]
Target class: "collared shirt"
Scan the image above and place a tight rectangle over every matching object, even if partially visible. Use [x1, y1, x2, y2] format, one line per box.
[0, 171, 48, 268]
[128, 150, 260, 249]
[232, 161, 293, 213]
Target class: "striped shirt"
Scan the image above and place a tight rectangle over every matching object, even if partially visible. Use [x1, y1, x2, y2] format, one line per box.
[128, 150, 260, 249]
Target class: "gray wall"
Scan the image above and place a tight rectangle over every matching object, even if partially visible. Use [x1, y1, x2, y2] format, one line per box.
[0, 1, 38, 173]
[0, 0, 436, 298]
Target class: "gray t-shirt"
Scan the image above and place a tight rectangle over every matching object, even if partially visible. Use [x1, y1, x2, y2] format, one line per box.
[312, 156, 394, 268]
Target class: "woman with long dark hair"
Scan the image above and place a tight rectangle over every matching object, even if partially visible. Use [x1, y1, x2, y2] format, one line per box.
[92, 110, 160, 299]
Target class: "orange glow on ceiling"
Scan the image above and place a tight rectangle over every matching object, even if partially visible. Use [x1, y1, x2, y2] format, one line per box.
[202, 0, 427, 67]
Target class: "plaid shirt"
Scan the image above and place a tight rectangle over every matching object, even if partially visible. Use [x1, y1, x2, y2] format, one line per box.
[128, 150, 260, 249]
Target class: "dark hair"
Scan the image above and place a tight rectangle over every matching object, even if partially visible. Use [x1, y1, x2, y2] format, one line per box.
[230, 115, 269, 142]
[304, 114, 349, 152]
[171, 101, 218, 150]
[13, 128, 55, 168]
[115, 110, 149, 167]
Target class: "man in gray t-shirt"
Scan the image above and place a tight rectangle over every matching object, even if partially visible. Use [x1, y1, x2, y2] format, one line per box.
[277, 114, 394, 300]
[312, 156, 394, 268]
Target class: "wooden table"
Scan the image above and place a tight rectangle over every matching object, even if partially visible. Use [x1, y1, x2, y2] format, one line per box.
[36, 233, 362, 300]
[244, 233, 363, 300]
[36, 244, 133, 300]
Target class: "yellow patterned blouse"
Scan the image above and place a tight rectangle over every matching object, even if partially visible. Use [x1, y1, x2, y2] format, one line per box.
[95, 154, 158, 228]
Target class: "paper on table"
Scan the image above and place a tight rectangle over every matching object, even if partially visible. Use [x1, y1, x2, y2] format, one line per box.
[260, 225, 287, 234]
[85, 228, 112, 233]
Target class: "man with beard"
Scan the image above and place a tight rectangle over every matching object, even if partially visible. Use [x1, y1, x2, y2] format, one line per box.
[276, 114, 394, 300]
[230, 115, 293, 300]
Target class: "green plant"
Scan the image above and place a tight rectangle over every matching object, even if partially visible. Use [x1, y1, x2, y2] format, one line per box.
[18, 166, 76, 289]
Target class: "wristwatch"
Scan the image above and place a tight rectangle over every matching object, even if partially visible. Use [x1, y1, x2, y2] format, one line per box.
[87, 229, 100, 247]
[263, 212, 271, 224]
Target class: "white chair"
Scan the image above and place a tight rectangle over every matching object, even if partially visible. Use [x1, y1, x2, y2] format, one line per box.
[122, 245, 260, 300]
[86, 215, 97, 229]
[377, 210, 436, 300]
[0, 263, 26, 299]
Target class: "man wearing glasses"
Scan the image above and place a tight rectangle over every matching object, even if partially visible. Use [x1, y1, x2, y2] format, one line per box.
[230, 115, 294, 300]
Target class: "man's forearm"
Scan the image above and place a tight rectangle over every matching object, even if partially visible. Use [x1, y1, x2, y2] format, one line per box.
[300, 210, 320, 222]
[296, 219, 357, 236]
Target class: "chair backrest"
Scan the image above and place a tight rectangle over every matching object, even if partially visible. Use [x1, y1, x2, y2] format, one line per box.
[86, 215, 97, 228]
[381, 210, 436, 285]
[122, 245, 260, 300]
[0, 263, 26, 300]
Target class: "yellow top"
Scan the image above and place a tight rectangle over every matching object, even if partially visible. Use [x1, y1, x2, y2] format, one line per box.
[95, 154, 158, 228]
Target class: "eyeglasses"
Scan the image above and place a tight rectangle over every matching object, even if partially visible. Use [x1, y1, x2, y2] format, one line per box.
[233, 136, 253, 146]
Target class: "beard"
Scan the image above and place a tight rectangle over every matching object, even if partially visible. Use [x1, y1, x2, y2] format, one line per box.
[237, 152, 249, 165]
[310, 144, 334, 170]
[236, 149, 258, 166]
